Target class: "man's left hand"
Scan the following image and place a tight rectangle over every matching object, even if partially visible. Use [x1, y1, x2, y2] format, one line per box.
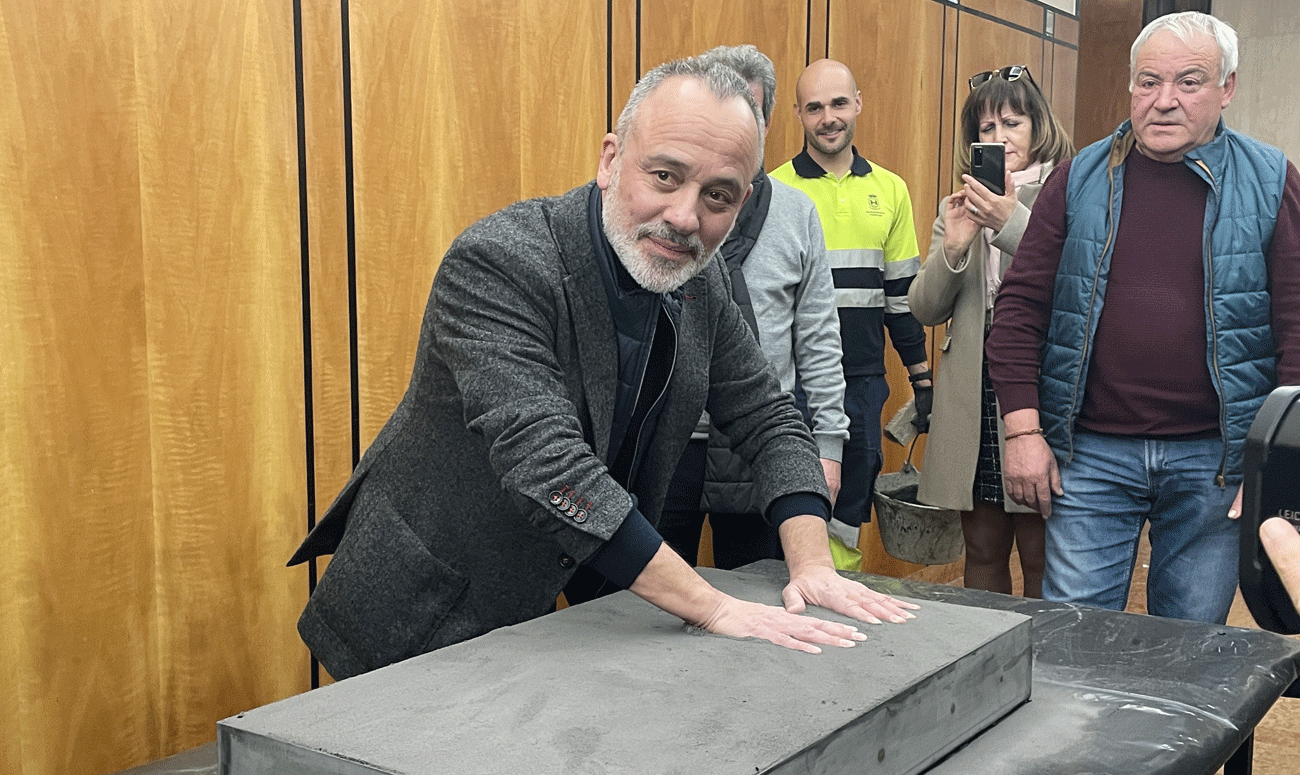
[1228, 484, 1243, 519]
[782, 564, 919, 625]
[912, 385, 934, 433]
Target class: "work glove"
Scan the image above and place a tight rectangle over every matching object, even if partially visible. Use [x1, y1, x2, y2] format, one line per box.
[910, 370, 934, 434]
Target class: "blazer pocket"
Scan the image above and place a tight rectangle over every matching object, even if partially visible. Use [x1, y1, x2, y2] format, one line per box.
[310, 487, 470, 674]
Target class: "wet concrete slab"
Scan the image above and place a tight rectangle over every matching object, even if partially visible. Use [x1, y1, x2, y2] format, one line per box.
[219, 567, 1031, 775]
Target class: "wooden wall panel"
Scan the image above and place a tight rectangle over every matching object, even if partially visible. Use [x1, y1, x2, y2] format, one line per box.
[519, 1, 607, 197]
[636, 0, 810, 173]
[349, 0, 606, 446]
[808, 0, 828, 65]
[132, 0, 308, 753]
[609, 0, 639, 130]
[0, 3, 156, 772]
[965, 0, 1046, 32]
[1075, 0, 1142, 148]
[1050, 42, 1079, 138]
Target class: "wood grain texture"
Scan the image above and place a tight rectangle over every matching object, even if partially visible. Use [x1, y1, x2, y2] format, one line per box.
[635, 0, 809, 183]
[132, 0, 308, 754]
[0, 3, 156, 772]
[808, 0, 828, 67]
[2, 0, 309, 771]
[1075, 0, 1141, 148]
[348, 0, 605, 447]
[609, 0, 638, 133]
[1050, 42, 1078, 140]
[964, 0, 1045, 34]
[1053, 12, 1080, 46]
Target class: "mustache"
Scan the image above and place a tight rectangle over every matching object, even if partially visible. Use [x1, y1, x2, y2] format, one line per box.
[637, 222, 706, 258]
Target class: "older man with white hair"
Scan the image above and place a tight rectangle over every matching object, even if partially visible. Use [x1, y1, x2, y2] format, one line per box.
[987, 11, 1300, 623]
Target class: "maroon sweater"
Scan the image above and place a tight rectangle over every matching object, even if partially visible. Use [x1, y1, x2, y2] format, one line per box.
[987, 149, 1300, 437]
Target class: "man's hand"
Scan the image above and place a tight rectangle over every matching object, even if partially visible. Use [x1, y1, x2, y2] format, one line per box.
[630, 542, 867, 654]
[782, 563, 919, 625]
[912, 384, 934, 434]
[1260, 517, 1300, 612]
[1228, 484, 1243, 519]
[821, 458, 842, 506]
[696, 595, 867, 655]
[907, 364, 933, 433]
[1001, 409, 1061, 517]
[778, 514, 920, 626]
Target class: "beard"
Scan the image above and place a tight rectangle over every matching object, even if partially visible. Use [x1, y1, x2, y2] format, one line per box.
[806, 120, 854, 157]
[602, 168, 719, 294]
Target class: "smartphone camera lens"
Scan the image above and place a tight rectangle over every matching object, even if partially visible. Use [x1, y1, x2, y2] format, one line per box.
[972, 147, 983, 164]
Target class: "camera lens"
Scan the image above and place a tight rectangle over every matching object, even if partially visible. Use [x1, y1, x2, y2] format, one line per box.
[973, 147, 983, 163]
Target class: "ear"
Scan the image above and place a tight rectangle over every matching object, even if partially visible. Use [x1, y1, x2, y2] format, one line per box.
[853, 90, 863, 116]
[1221, 71, 1237, 109]
[738, 182, 754, 209]
[596, 133, 619, 191]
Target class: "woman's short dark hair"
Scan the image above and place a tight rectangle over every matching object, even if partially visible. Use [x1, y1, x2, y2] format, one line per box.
[955, 73, 1074, 179]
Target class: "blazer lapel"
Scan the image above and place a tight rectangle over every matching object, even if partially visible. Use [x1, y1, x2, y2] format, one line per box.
[551, 185, 618, 461]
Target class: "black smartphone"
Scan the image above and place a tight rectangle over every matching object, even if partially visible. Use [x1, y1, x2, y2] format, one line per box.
[970, 143, 1005, 195]
[1240, 386, 1300, 634]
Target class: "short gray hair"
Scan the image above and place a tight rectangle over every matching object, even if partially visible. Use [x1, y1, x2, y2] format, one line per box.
[699, 44, 777, 126]
[614, 56, 763, 146]
[1130, 11, 1238, 89]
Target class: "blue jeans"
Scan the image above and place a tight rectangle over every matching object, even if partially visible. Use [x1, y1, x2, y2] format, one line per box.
[1043, 431, 1240, 624]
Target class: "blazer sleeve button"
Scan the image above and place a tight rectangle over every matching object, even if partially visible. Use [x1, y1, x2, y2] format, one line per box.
[559, 554, 575, 569]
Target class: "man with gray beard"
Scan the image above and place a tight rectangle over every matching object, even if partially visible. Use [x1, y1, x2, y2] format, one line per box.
[288, 55, 917, 680]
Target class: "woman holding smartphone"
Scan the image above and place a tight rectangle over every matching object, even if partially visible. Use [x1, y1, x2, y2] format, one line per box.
[908, 66, 1073, 596]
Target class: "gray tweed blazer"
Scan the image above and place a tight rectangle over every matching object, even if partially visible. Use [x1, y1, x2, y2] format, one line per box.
[288, 183, 826, 679]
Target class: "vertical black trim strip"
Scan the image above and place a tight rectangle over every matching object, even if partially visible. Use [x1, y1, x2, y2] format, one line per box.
[606, 0, 613, 133]
[805, 0, 812, 65]
[634, 0, 641, 80]
[341, 0, 360, 473]
[823, 1, 830, 59]
[291, 0, 321, 691]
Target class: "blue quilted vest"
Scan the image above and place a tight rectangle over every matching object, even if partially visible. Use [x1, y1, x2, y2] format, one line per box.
[1041, 120, 1286, 481]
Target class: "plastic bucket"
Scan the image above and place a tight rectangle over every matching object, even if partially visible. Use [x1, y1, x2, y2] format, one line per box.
[873, 464, 964, 565]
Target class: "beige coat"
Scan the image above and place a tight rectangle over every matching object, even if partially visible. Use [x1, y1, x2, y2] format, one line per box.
[907, 163, 1053, 512]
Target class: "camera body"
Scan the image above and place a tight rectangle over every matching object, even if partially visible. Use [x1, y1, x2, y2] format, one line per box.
[1240, 386, 1300, 633]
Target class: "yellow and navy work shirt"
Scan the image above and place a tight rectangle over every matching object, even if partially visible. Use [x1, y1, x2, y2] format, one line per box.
[771, 148, 927, 377]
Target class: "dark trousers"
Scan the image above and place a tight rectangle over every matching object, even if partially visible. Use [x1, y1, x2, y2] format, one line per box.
[657, 439, 783, 570]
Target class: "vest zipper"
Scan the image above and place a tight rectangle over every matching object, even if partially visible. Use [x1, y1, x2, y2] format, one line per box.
[1069, 156, 1121, 461]
[1194, 158, 1229, 488]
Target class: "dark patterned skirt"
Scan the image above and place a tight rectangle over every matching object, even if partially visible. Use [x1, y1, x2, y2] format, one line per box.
[973, 318, 1004, 505]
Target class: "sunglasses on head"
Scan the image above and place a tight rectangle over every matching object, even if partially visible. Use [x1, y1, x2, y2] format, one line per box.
[969, 65, 1039, 91]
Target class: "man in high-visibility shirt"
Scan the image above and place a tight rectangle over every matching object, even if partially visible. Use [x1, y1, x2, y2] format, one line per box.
[771, 59, 932, 571]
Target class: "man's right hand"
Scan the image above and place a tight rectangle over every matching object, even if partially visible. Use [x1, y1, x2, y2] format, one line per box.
[1001, 410, 1062, 517]
[629, 542, 865, 654]
[696, 594, 867, 655]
